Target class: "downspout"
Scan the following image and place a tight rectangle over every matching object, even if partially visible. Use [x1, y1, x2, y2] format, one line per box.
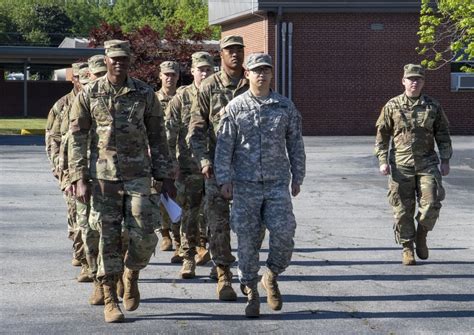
[281, 22, 287, 97]
[288, 22, 293, 100]
[275, 6, 283, 93]
[23, 61, 28, 117]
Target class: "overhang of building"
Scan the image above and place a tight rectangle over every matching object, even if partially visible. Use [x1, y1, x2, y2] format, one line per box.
[209, 0, 421, 25]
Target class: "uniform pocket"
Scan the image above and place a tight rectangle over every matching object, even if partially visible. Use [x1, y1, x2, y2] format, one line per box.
[387, 180, 400, 207]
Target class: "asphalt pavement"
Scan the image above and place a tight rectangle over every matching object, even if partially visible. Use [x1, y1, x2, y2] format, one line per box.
[0, 135, 473, 334]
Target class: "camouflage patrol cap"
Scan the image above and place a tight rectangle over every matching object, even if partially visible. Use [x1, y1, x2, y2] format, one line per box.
[403, 64, 425, 78]
[160, 61, 180, 74]
[87, 54, 107, 74]
[78, 67, 90, 84]
[192, 51, 214, 68]
[72, 62, 88, 76]
[104, 39, 131, 58]
[220, 35, 245, 49]
[245, 53, 273, 70]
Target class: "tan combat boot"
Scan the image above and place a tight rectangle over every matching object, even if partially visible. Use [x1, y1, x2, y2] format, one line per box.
[402, 241, 416, 265]
[71, 257, 81, 267]
[123, 268, 140, 311]
[116, 272, 124, 298]
[160, 229, 172, 251]
[261, 270, 282, 310]
[77, 262, 93, 283]
[195, 238, 211, 266]
[89, 279, 104, 305]
[216, 265, 237, 301]
[170, 247, 183, 264]
[244, 283, 260, 318]
[209, 264, 218, 281]
[103, 280, 124, 323]
[180, 257, 196, 279]
[415, 225, 429, 260]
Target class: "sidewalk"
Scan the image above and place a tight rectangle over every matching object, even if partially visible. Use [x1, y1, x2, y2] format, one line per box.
[0, 136, 473, 334]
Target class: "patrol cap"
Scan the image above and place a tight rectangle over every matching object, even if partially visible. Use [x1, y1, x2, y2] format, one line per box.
[104, 39, 131, 58]
[72, 62, 88, 76]
[87, 54, 107, 74]
[245, 53, 273, 70]
[192, 51, 214, 68]
[78, 67, 90, 84]
[160, 61, 180, 74]
[403, 64, 425, 78]
[220, 35, 245, 49]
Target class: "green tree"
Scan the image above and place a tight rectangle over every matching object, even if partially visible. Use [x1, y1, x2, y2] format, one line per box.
[417, 0, 474, 71]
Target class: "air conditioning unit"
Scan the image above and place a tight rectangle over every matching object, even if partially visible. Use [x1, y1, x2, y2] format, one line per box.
[456, 73, 474, 90]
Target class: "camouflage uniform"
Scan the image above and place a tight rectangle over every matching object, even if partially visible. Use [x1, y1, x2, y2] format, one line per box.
[375, 92, 452, 243]
[215, 89, 306, 285]
[187, 69, 250, 267]
[68, 75, 173, 279]
[166, 83, 205, 258]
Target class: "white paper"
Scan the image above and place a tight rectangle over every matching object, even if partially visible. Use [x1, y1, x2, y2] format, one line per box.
[160, 194, 182, 223]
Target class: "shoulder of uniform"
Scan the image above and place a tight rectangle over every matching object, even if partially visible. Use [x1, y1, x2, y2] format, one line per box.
[386, 94, 404, 108]
[131, 77, 153, 94]
[200, 73, 220, 89]
[422, 94, 441, 107]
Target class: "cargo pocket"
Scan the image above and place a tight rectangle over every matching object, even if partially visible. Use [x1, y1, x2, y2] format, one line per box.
[387, 180, 400, 207]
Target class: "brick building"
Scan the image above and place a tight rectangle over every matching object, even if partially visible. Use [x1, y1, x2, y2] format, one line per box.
[209, 0, 474, 135]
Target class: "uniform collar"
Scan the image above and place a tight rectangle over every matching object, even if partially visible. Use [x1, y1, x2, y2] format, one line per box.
[220, 70, 248, 89]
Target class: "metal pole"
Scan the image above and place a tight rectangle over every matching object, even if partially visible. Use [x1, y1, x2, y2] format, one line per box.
[23, 61, 28, 117]
[288, 22, 293, 100]
[281, 22, 287, 97]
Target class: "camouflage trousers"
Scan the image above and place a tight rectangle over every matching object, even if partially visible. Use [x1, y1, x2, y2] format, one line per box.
[63, 192, 77, 241]
[91, 177, 158, 279]
[388, 165, 445, 244]
[231, 180, 296, 286]
[205, 177, 236, 266]
[176, 173, 204, 258]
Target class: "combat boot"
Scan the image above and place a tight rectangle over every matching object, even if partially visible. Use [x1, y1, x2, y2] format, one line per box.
[216, 265, 237, 301]
[116, 273, 124, 298]
[261, 270, 282, 310]
[123, 268, 140, 311]
[244, 283, 260, 318]
[89, 279, 104, 305]
[170, 248, 183, 264]
[103, 279, 124, 323]
[180, 257, 196, 279]
[195, 238, 211, 266]
[160, 229, 172, 251]
[77, 262, 93, 283]
[416, 225, 429, 260]
[209, 264, 218, 281]
[71, 257, 81, 267]
[402, 241, 416, 265]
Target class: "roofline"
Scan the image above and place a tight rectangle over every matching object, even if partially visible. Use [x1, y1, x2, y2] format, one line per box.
[0, 46, 105, 65]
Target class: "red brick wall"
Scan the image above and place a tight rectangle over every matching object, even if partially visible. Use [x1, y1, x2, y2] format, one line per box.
[222, 12, 474, 135]
[0, 81, 72, 117]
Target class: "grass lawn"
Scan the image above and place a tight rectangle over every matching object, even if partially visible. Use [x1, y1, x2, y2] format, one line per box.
[0, 117, 46, 135]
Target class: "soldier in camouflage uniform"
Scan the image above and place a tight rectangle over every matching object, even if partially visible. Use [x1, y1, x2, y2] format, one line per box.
[153, 61, 183, 263]
[45, 61, 87, 267]
[375, 64, 452, 266]
[187, 35, 249, 301]
[165, 52, 215, 278]
[215, 53, 306, 318]
[68, 40, 175, 323]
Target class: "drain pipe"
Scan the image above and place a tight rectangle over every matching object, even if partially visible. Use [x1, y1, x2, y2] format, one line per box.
[23, 61, 28, 117]
[281, 22, 287, 97]
[288, 22, 293, 100]
[274, 7, 282, 93]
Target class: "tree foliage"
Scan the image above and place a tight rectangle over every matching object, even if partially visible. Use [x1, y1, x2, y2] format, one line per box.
[417, 0, 474, 71]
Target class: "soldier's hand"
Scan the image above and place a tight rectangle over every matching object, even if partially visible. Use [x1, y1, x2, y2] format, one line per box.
[379, 164, 390, 175]
[220, 183, 233, 200]
[440, 161, 450, 176]
[75, 178, 91, 203]
[291, 183, 301, 197]
[161, 178, 177, 199]
[64, 184, 74, 197]
[201, 165, 213, 179]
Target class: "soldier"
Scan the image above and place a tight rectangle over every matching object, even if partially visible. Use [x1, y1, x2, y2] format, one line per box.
[68, 40, 175, 323]
[375, 64, 452, 265]
[214, 53, 306, 318]
[154, 60, 182, 263]
[187, 35, 248, 301]
[165, 52, 214, 278]
[45, 61, 87, 267]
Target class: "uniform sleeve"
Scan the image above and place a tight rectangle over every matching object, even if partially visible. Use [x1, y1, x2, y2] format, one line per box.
[214, 107, 236, 186]
[187, 84, 211, 169]
[374, 104, 393, 166]
[286, 103, 306, 185]
[164, 93, 181, 169]
[145, 92, 174, 180]
[433, 104, 453, 161]
[45, 101, 62, 177]
[68, 91, 92, 183]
